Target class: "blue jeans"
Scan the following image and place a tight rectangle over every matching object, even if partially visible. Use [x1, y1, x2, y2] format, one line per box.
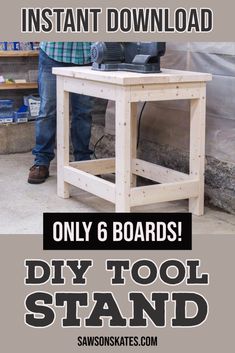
[32, 49, 93, 166]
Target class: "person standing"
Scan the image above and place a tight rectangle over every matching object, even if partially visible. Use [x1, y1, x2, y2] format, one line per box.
[28, 42, 93, 184]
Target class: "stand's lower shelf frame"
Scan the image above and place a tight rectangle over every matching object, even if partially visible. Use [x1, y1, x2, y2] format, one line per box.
[64, 158, 199, 207]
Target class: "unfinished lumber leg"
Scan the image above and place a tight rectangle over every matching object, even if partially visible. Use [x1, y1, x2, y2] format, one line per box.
[115, 89, 132, 212]
[57, 77, 70, 198]
[189, 86, 206, 215]
[131, 102, 138, 187]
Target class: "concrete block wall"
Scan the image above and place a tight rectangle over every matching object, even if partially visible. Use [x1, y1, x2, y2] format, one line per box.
[0, 122, 35, 154]
[102, 42, 235, 213]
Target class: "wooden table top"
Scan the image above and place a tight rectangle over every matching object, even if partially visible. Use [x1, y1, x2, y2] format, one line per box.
[53, 66, 212, 86]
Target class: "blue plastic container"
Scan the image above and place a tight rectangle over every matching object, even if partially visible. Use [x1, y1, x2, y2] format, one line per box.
[14, 111, 29, 123]
[0, 99, 14, 118]
[0, 99, 13, 109]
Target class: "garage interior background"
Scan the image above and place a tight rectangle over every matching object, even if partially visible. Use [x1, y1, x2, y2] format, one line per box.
[0, 42, 234, 214]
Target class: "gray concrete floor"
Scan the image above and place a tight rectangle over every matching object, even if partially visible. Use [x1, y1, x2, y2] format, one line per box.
[0, 152, 234, 234]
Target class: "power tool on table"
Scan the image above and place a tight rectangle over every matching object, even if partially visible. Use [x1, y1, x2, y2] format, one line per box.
[91, 42, 166, 74]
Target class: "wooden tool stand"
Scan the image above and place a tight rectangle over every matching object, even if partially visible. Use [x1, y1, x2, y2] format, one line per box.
[53, 67, 211, 214]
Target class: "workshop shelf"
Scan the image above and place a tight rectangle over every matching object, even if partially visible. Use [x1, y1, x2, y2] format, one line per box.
[0, 51, 39, 57]
[0, 83, 38, 90]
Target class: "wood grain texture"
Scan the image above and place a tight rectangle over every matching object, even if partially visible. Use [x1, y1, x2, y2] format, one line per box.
[0, 51, 39, 57]
[64, 166, 116, 203]
[189, 85, 207, 215]
[53, 67, 212, 86]
[0, 83, 38, 90]
[57, 76, 70, 199]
